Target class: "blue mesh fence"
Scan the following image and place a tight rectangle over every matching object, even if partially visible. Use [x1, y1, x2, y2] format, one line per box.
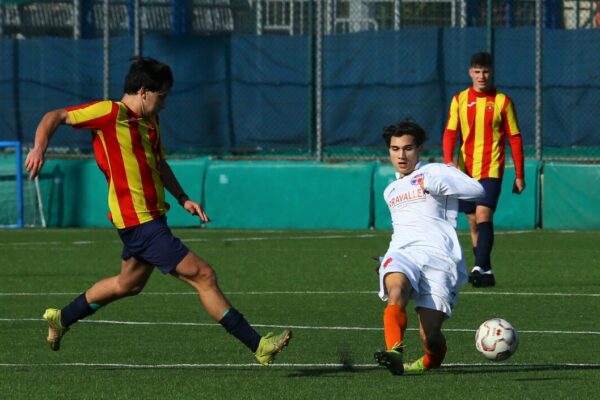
[0, 0, 599, 161]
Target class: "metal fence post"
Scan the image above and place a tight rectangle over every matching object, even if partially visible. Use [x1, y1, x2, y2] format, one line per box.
[315, 0, 323, 161]
[307, 0, 314, 156]
[535, 0, 542, 161]
[73, 0, 80, 39]
[129, 0, 142, 56]
[103, 0, 110, 100]
[486, 0, 493, 54]
[307, 0, 323, 160]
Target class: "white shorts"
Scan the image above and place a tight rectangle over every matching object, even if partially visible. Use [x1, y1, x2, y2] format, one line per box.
[378, 246, 467, 317]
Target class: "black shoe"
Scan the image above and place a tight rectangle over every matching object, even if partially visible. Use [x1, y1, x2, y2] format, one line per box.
[470, 271, 496, 287]
[374, 345, 404, 376]
[478, 273, 496, 287]
[468, 269, 482, 285]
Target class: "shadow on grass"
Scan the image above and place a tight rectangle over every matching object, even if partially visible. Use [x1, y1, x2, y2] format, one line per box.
[287, 365, 380, 378]
[288, 363, 600, 378]
[288, 349, 380, 377]
[440, 364, 600, 375]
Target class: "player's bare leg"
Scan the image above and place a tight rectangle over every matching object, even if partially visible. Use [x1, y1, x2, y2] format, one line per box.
[466, 212, 478, 250]
[86, 258, 155, 304]
[171, 251, 231, 320]
[172, 251, 292, 365]
[44, 258, 154, 350]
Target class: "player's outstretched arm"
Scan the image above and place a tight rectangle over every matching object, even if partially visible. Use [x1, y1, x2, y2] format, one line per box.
[159, 159, 210, 222]
[25, 109, 70, 180]
[423, 165, 484, 200]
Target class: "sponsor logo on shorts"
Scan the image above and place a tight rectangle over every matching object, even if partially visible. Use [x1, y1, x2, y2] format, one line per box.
[383, 257, 393, 268]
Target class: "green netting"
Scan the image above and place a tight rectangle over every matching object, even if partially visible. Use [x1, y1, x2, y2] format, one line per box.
[543, 163, 600, 229]
[204, 161, 376, 229]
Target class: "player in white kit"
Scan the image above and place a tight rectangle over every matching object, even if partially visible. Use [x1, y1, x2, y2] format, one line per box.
[373, 119, 484, 375]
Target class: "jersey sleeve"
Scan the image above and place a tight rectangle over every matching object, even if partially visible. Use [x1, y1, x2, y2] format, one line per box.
[442, 95, 460, 163]
[508, 134, 525, 179]
[66, 101, 114, 130]
[423, 164, 484, 200]
[502, 97, 525, 179]
[501, 97, 521, 136]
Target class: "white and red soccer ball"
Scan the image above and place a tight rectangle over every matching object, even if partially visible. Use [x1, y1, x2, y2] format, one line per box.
[475, 318, 519, 361]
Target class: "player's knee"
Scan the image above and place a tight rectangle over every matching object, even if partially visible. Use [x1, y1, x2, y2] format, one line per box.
[117, 282, 145, 297]
[128, 284, 145, 296]
[192, 261, 217, 286]
[386, 285, 410, 305]
[476, 206, 494, 222]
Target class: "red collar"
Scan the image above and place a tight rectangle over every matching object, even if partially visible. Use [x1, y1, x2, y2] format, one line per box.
[469, 87, 496, 97]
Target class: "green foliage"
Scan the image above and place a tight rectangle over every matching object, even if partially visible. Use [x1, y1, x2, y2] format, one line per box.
[1, 229, 599, 399]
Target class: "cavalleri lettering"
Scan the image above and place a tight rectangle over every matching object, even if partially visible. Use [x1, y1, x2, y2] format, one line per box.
[388, 188, 426, 208]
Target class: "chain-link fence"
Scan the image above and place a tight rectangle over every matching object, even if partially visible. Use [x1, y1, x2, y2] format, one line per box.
[1, 0, 599, 162]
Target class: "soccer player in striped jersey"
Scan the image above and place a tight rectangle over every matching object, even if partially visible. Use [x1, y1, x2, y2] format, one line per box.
[25, 57, 291, 365]
[374, 119, 484, 375]
[442, 52, 526, 288]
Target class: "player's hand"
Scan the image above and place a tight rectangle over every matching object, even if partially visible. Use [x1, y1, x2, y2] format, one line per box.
[183, 200, 211, 223]
[512, 178, 525, 194]
[25, 148, 45, 180]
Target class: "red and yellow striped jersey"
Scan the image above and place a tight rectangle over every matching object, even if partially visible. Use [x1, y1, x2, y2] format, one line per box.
[443, 87, 524, 180]
[66, 100, 169, 228]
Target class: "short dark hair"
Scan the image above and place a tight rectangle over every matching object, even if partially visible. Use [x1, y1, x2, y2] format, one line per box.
[470, 52, 493, 68]
[123, 56, 173, 94]
[382, 118, 428, 147]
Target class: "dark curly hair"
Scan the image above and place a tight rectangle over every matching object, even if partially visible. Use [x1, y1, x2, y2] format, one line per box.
[382, 118, 428, 147]
[470, 52, 493, 68]
[123, 56, 173, 94]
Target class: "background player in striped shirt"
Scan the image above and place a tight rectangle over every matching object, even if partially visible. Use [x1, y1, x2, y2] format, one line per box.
[442, 52, 525, 288]
[25, 57, 291, 365]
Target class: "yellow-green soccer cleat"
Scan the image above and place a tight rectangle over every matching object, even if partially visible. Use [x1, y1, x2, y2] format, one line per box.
[403, 356, 428, 374]
[42, 308, 68, 351]
[374, 343, 404, 375]
[255, 330, 292, 365]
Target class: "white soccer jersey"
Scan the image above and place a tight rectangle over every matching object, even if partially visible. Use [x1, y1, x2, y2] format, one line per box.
[384, 162, 484, 263]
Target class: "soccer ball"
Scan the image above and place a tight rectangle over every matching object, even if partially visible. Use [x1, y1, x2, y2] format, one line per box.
[475, 318, 519, 361]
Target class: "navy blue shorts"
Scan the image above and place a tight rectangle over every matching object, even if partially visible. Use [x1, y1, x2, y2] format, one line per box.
[459, 178, 502, 214]
[118, 216, 189, 274]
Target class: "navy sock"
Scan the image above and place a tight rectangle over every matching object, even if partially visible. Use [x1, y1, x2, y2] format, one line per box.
[60, 293, 97, 327]
[475, 221, 494, 271]
[219, 308, 261, 352]
[472, 246, 477, 257]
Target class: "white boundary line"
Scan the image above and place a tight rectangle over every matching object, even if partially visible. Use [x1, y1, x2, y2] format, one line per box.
[1, 290, 598, 297]
[464, 291, 600, 297]
[0, 362, 598, 369]
[2, 318, 599, 335]
[3, 229, 588, 247]
[0, 233, 378, 247]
